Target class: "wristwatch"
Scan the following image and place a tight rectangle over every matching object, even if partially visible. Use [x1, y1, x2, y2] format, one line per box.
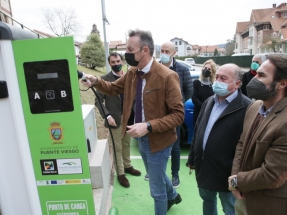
[146, 122, 152, 133]
[231, 177, 238, 188]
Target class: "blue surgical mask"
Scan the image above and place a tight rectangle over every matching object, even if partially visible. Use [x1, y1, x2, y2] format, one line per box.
[251, 62, 260, 71]
[160, 54, 171, 64]
[212, 81, 234, 96]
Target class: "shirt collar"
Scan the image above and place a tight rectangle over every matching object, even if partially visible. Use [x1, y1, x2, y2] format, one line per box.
[140, 58, 154, 73]
[214, 89, 238, 104]
[169, 58, 174, 68]
[111, 70, 122, 77]
[259, 104, 276, 117]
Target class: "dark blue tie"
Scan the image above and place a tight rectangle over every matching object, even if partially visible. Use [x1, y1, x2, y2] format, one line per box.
[135, 71, 144, 123]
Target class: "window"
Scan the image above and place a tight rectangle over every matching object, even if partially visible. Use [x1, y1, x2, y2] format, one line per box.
[284, 12, 287, 18]
[175, 47, 178, 51]
[175, 42, 177, 45]
[187, 47, 191, 50]
[249, 38, 253, 45]
[249, 29, 253, 36]
[273, 32, 277, 38]
[263, 25, 270, 30]
[179, 41, 182, 45]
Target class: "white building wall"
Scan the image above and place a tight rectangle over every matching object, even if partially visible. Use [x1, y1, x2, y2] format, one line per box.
[171, 39, 186, 56]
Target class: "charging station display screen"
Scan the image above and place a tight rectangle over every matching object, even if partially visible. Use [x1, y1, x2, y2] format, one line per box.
[23, 59, 74, 114]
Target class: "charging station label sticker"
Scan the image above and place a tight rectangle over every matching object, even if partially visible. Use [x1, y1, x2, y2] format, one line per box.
[57, 158, 82, 174]
[46, 200, 88, 215]
[40, 158, 82, 175]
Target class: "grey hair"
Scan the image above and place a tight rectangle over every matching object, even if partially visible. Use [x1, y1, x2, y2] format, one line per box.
[128, 29, 154, 56]
[234, 66, 243, 81]
[253, 54, 267, 63]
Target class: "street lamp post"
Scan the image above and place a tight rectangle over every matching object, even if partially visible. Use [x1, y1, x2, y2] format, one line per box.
[206, 45, 208, 57]
[101, 0, 110, 72]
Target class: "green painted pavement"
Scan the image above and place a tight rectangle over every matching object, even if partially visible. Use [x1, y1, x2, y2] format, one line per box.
[111, 139, 225, 215]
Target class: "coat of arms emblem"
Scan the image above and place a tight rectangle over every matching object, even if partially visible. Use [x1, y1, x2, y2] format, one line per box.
[49, 122, 64, 141]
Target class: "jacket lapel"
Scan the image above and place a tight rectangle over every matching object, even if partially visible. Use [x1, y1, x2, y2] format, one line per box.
[107, 72, 121, 100]
[242, 102, 262, 154]
[219, 91, 243, 118]
[245, 98, 287, 156]
[204, 97, 215, 125]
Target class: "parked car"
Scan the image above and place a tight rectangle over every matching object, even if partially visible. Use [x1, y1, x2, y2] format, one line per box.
[231, 53, 250, 56]
[184, 58, 195, 66]
[177, 59, 195, 71]
[181, 71, 200, 144]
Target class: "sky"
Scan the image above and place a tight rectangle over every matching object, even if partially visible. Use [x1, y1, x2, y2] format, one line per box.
[10, 0, 285, 46]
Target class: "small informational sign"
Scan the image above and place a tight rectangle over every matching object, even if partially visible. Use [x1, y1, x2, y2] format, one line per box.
[46, 200, 89, 215]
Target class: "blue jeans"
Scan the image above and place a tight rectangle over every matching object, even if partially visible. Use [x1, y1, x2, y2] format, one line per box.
[199, 187, 235, 215]
[171, 126, 181, 178]
[138, 135, 177, 215]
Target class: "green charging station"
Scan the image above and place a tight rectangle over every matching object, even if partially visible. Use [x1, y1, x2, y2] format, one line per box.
[0, 22, 96, 215]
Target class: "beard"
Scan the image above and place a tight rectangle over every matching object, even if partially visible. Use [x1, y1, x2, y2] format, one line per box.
[263, 81, 277, 101]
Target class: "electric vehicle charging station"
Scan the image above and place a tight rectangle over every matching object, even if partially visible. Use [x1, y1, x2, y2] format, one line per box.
[0, 22, 96, 215]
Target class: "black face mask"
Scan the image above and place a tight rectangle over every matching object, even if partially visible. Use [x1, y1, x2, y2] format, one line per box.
[111, 64, 122, 72]
[125, 49, 142, 66]
[246, 78, 277, 100]
[202, 69, 211, 78]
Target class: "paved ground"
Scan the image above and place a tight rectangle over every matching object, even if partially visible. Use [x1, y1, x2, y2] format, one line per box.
[109, 139, 225, 215]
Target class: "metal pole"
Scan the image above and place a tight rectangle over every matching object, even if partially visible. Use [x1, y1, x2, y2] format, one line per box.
[101, 0, 110, 73]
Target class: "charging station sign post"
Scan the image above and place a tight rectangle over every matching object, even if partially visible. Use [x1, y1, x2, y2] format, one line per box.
[12, 36, 96, 215]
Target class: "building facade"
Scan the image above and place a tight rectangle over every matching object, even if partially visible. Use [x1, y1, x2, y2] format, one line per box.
[0, 0, 13, 24]
[170, 37, 194, 56]
[234, 3, 287, 55]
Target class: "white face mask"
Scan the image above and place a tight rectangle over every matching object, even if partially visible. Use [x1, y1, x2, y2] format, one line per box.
[160, 53, 171, 64]
[212, 81, 235, 96]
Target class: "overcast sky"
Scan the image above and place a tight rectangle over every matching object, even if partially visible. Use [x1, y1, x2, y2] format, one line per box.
[10, 0, 284, 46]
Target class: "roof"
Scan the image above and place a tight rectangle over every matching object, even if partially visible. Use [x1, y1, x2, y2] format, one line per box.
[191, 44, 201, 49]
[236, 21, 250, 33]
[269, 17, 286, 31]
[250, 8, 274, 23]
[170, 37, 189, 44]
[109, 40, 125, 49]
[236, 3, 287, 39]
[200, 45, 225, 53]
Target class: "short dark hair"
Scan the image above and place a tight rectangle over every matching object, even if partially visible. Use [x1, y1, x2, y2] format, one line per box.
[128, 29, 154, 56]
[108, 52, 123, 63]
[267, 54, 287, 95]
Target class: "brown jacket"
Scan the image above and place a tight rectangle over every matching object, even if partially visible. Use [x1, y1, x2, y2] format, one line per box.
[232, 97, 287, 215]
[93, 60, 184, 153]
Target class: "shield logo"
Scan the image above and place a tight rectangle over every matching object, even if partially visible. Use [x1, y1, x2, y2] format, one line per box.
[49, 122, 64, 141]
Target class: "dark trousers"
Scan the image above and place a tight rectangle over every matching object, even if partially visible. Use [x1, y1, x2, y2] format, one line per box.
[171, 126, 181, 177]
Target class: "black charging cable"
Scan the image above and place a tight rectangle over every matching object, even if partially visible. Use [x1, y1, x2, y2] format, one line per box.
[78, 71, 119, 177]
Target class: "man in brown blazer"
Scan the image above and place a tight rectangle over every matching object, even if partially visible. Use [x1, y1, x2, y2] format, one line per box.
[229, 54, 287, 215]
[95, 52, 141, 188]
[83, 29, 184, 214]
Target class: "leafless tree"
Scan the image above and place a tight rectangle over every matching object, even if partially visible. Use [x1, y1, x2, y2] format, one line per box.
[43, 7, 81, 37]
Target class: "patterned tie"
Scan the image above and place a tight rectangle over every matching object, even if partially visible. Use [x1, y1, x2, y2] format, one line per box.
[135, 71, 144, 123]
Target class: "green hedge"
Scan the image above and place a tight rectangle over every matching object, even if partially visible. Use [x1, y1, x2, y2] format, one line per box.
[175, 56, 254, 68]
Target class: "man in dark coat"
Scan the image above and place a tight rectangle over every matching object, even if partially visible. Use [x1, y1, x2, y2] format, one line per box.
[241, 54, 266, 97]
[187, 63, 252, 215]
[159, 41, 193, 188]
[95, 52, 141, 188]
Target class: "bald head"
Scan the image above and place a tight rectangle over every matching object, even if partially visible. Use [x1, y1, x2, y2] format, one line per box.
[161, 41, 176, 56]
[217, 63, 242, 81]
